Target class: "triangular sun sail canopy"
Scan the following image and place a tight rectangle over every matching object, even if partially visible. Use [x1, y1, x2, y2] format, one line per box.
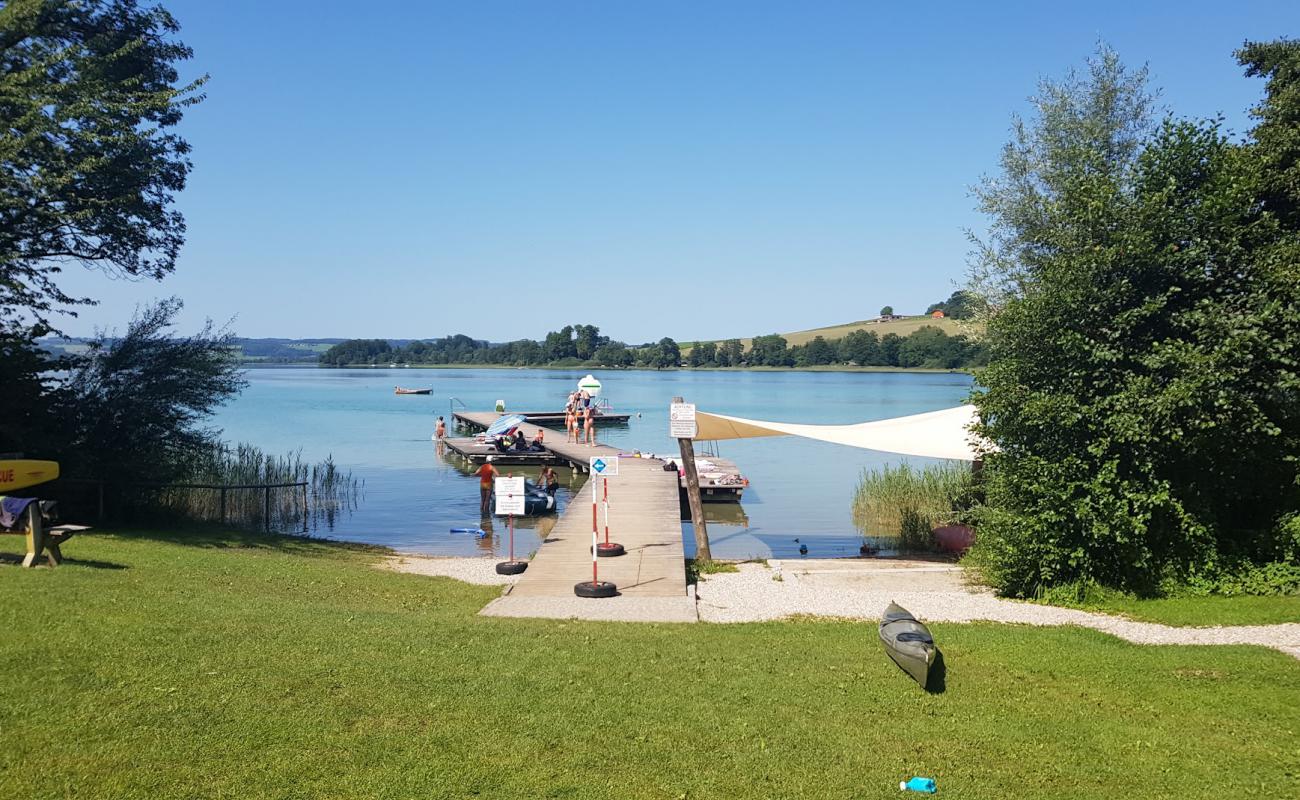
[693, 405, 992, 462]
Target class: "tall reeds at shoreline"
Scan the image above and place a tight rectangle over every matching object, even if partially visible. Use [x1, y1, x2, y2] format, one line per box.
[852, 462, 976, 551]
[145, 442, 362, 533]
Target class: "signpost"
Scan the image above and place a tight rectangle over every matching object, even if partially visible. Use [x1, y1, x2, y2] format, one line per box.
[669, 402, 697, 439]
[671, 396, 711, 561]
[590, 456, 618, 477]
[494, 475, 528, 575]
[590, 456, 624, 557]
[574, 457, 620, 597]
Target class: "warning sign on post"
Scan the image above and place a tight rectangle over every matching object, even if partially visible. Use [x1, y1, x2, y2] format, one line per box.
[669, 402, 697, 439]
[590, 456, 619, 477]
[494, 476, 526, 516]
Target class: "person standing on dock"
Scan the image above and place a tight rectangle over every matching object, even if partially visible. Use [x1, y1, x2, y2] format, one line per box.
[477, 456, 499, 516]
[584, 404, 596, 446]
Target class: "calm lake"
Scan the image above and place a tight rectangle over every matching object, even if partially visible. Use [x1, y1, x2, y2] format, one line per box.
[212, 367, 975, 559]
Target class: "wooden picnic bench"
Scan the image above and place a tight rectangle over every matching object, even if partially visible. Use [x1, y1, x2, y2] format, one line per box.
[2, 501, 90, 568]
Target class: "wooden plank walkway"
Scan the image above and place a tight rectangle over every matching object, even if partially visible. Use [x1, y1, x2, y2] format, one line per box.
[458, 412, 696, 622]
[450, 411, 746, 499]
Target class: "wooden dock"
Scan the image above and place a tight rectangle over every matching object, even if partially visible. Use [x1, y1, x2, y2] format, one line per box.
[453, 410, 631, 429]
[446, 411, 746, 500]
[452, 412, 696, 622]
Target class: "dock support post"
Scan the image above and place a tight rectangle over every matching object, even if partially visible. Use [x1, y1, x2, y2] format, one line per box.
[673, 395, 711, 561]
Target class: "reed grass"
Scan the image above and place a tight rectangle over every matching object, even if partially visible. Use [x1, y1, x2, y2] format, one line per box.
[143, 441, 361, 533]
[852, 462, 975, 551]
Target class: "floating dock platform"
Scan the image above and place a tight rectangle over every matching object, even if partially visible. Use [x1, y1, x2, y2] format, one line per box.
[445, 411, 745, 501]
[454, 410, 631, 429]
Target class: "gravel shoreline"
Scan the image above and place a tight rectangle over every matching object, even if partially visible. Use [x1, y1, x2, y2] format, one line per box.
[384, 555, 1300, 657]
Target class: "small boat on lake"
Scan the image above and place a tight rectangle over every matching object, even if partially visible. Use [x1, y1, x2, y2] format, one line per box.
[878, 601, 937, 688]
[394, 386, 432, 395]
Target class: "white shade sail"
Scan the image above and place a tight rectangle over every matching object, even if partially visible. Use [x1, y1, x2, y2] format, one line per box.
[693, 404, 991, 461]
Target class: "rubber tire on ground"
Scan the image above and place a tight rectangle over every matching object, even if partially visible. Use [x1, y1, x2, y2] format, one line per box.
[495, 561, 528, 575]
[573, 580, 619, 598]
[595, 542, 626, 557]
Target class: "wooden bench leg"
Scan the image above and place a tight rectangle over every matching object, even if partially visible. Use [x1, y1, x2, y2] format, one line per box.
[21, 504, 49, 568]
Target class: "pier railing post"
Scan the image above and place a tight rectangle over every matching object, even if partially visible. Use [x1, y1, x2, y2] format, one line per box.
[673, 396, 711, 561]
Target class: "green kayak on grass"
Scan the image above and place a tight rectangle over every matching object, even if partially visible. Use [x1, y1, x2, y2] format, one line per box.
[878, 601, 937, 688]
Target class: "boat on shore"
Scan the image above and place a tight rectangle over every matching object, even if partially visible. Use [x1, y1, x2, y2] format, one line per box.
[878, 601, 937, 688]
[394, 386, 432, 395]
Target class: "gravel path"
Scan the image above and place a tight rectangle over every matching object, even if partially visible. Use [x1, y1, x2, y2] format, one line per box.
[384, 555, 1300, 658]
[382, 555, 518, 586]
[698, 560, 1300, 657]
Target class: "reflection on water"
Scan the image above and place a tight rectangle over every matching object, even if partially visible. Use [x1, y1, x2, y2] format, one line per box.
[212, 367, 974, 558]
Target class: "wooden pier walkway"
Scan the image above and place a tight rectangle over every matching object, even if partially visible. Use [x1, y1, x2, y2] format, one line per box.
[455, 412, 697, 622]
[448, 411, 747, 499]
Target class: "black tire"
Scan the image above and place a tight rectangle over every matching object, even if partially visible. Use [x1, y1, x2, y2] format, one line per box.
[573, 580, 619, 598]
[595, 542, 626, 558]
[495, 561, 528, 575]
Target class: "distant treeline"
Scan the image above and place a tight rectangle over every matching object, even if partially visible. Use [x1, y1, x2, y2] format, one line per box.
[320, 323, 986, 370]
[694, 327, 986, 369]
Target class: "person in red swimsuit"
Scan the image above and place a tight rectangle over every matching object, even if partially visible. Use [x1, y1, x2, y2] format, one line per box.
[477, 456, 499, 516]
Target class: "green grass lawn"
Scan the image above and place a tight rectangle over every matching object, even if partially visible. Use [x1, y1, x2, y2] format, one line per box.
[2, 529, 1297, 799]
[1039, 592, 1300, 627]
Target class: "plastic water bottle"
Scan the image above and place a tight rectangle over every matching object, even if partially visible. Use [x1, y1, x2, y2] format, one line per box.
[900, 777, 937, 794]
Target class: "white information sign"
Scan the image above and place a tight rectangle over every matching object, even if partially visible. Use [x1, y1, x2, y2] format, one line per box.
[669, 402, 697, 439]
[590, 456, 619, 477]
[494, 476, 526, 516]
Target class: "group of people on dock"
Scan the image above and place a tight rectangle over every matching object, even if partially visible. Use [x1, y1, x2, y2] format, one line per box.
[565, 389, 597, 446]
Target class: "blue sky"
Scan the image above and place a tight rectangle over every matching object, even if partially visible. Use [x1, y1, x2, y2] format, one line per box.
[58, 1, 1295, 343]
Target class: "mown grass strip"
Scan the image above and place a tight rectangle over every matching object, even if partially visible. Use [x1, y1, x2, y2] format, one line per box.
[2, 529, 1296, 799]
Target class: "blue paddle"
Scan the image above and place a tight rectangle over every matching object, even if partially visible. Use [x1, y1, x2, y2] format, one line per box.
[449, 527, 488, 538]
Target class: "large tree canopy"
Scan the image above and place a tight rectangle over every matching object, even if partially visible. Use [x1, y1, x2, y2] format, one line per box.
[968, 42, 1300, 597]
[0, 0, 204, 336]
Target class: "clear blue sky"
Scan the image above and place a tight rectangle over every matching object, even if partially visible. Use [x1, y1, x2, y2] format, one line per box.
[58, 0, 1295, 343]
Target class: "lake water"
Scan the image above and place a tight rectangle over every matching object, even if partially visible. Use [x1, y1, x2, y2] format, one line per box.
[212, 367, 975, 559]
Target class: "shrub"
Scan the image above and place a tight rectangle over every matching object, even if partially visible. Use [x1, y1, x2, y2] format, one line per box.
[852, 462, 977, 551]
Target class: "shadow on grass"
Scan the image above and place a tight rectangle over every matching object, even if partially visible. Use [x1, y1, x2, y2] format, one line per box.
[0, 551, 128, 570]
[100, 523, 390, 559]
[925, 650, 947, 694]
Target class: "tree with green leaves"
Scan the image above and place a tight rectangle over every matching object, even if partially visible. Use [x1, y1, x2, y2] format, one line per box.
[542, 325, 577, 361]
[968, 42, 1300, 597]
[878, 333, 903, 366]
[57, 298, 245, 484]
[926, 290, 976, 320]
[1, 0, 205, 337]
[573, 324, 603, 360]
[721, 339, 744, 367]
[1, 0, 205, 461]
[879, 305, 894, 317]
[749, 334, 789, 366]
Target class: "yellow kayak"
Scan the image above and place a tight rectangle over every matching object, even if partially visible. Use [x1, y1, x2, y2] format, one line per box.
[0, 460, 60, 492]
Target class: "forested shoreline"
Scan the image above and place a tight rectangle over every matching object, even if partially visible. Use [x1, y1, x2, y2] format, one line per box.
[320, 321, 987, 370]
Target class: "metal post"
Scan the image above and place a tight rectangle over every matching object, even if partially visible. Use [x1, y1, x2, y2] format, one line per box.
[673, 395, 711, 561]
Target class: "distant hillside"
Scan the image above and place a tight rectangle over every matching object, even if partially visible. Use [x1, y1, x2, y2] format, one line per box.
[40, 337, 350, 363]
[682, 315, 979, 354]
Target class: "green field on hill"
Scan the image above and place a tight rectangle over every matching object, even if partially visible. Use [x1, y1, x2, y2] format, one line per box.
[683, 315, 978, 354]
[2, 528, 1296, 799]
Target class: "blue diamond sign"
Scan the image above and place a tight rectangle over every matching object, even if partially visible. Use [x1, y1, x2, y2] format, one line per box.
[590, 456, 619, 476]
